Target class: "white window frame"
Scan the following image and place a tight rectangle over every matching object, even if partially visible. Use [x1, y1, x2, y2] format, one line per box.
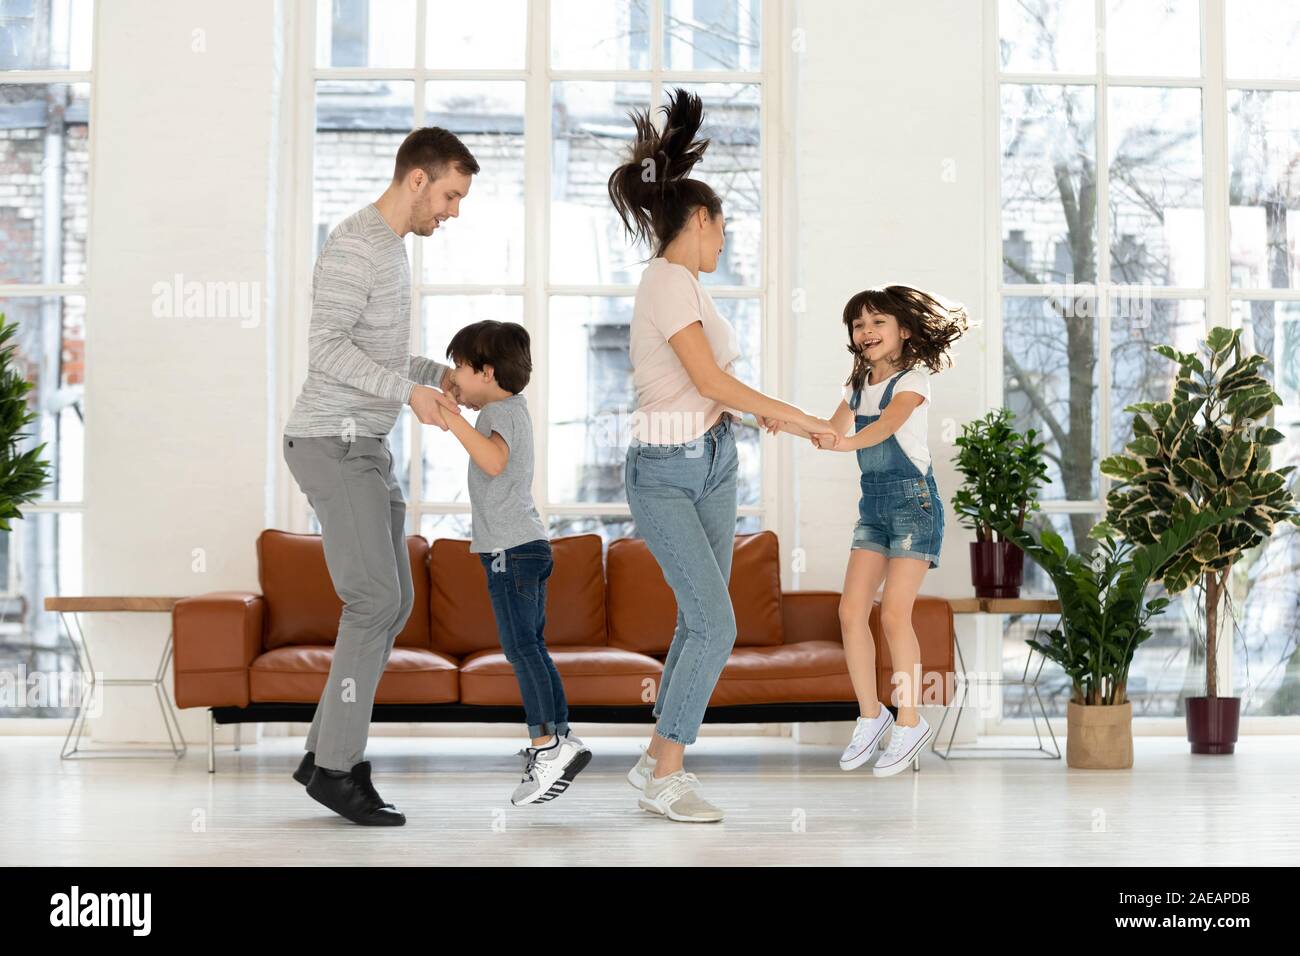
[982, 0, 1300, 733]
[280, 0, 785, 541]
[0, 2, 97, 728]
[0, 11, 97, 547]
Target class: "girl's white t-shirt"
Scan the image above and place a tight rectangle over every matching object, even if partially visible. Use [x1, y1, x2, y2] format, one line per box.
[629, 257, 742, 443]
[842, 368, 932, 474]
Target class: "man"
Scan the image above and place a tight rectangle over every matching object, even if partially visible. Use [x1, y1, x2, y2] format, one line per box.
[282, 127, 475, 825]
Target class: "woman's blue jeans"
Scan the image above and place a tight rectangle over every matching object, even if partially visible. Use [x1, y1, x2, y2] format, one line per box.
[624, 416, 739, 746]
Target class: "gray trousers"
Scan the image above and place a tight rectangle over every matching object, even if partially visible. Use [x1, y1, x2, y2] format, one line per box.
[282, 433, 414, 772]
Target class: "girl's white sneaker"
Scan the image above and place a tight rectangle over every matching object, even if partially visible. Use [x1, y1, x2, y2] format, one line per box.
[839, 707, 895, 771]
[872, 715, 934, 776]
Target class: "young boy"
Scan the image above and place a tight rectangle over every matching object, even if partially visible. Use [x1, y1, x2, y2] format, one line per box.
[439, 320, 591, 806]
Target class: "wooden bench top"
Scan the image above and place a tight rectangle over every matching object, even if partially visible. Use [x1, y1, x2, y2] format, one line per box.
[44, 597, 185, 613]
[946, 597, 1061, 614]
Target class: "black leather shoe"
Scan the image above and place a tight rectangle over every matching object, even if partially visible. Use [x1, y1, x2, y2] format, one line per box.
[296, 751, 394, 807]
[293, 751, 316, 786]
[306, 761, 406, 826]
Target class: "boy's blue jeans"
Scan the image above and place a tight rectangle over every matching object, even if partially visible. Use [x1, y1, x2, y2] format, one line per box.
[479, 538, 570, 739]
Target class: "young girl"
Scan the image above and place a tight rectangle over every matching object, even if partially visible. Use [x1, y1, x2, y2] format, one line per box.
[767, 286, 966, 776]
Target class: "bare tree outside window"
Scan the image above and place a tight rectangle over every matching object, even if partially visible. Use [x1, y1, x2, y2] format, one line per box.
[996, 0, 1300, 719]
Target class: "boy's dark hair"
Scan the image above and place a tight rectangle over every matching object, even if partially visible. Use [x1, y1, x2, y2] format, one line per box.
[841, 286, 969, 394]
[393, 127, 480, 183]
[607, 88, 722, 257]
[446, 320, 532, 394]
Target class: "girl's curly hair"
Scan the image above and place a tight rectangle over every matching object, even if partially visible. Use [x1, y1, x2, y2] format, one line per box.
[842, 285, 968, 394]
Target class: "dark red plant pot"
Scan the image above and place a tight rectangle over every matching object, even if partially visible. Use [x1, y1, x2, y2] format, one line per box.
[1185, 696, 1240, 755]
[970, 540, 1024, 599]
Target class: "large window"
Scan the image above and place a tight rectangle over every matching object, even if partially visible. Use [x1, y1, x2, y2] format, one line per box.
[0, 0, 93, 718]
[302, 0, 770, 547]
[994, 0, 1300, 720]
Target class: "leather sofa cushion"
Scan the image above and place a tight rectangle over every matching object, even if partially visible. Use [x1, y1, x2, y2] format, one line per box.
[606, 530, 784, 654]
[459, 646, 662, 707]
[707, 640, 857, 706]
[258, 529, 431, 650]
[249, 645, 458, 704]
[428, 534, 607, 657]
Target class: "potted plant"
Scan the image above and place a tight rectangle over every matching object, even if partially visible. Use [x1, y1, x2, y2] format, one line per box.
[1099, 327, 1300, 755]
[993, 504, 1244, 768]
[0, 313, 53, 531]
[951, 408, 1049, 598]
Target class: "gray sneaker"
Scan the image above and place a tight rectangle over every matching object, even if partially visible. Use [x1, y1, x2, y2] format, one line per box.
[511, 736, 592, 806]
[638, 770, 724, 823]
[626, 746, 657, 792]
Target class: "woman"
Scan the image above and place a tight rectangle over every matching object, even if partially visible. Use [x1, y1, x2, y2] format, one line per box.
[607, 89, 834, 823]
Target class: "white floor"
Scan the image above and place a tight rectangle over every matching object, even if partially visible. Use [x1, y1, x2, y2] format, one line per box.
[4, 734, 1297, 866]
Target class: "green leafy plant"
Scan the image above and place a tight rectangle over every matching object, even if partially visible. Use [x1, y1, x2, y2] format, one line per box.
[0, 313, 53, 531]
[1096, 327, 1300, 697]
[994, 505, 1245, 706]
[951, 408, 1049, 541]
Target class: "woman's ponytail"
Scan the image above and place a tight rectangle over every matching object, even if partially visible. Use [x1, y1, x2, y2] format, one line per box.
[607, 88, 722, 255]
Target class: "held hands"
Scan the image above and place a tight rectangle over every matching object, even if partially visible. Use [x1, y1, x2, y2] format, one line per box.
[803, 415, 841, 451]
[757, 414, 842, 450]
[409, 384, 463, 430]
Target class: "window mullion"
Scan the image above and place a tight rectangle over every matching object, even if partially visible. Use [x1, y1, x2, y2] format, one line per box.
[1095, 0, 1110, 299]
[987, 0, 1005, 424]
[287, 0, 319, 535]
[651, 0, 664, 122]
[1203, 0, 1235, 700]
[529, 0, 551, 526]
[409, 0, 428, 532]
[651, 0, 663, 73]
[1203, 0, 1230, 330]
[1095, 0, 1112, 507]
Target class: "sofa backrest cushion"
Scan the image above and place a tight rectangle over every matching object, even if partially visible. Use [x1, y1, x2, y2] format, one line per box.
[428, 534, 607, 657]
[258, 529, 431, 650]
[606, 530, 784, 654]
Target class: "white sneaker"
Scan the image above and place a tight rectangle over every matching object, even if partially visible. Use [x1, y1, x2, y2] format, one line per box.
[511, 735, 592, 806]
[638, 770, 724, 823]
[872, 715, 934, 777]
[839, 707, 895, 771]
[626, 745, 657, 792]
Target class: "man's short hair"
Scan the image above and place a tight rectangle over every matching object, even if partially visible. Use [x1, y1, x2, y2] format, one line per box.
[393, 127, 480, 183]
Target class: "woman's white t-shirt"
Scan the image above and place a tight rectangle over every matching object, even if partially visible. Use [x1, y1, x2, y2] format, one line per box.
[842, 368, 932, 474]
[629, 257, 742, 443]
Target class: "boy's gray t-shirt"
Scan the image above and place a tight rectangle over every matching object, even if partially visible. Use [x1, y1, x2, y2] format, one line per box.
[468, 394, 547, 554]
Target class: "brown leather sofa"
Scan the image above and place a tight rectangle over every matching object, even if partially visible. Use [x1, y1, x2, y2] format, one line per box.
[173, 529, 955, 770]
